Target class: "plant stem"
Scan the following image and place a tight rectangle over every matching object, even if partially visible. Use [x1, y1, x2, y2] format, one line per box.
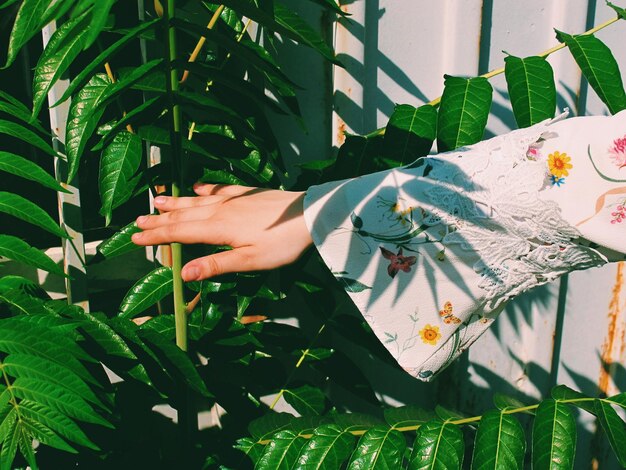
[164, 0, 187, 352]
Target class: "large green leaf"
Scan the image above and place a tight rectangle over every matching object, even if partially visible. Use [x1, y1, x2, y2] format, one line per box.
[556, 30, 626, 115]
[0, 151, 67, 193]
[0, 100, 45, 132]
[532, 399, 576, 469]
[551, 385, 597, 415]
[93, 59, 163, 112]
[204, 0, 337, 62]
[82, 0, 116, 49]
[0, 289, 54, 316]
[384, 406, 435, 429]
[2, 354, 103, 408]
[136, 328, 211, 398]
[10, 377, 110, 427]
[273, 1, 337, 63]
[4, 0, 52, 68]
[294, 423, 355, 469]
[346, 426, 406, 469]
[595, 400, 626, 466]
[0, 234, 64, 275]
[32, 13, 90, 117]
[99, 130, 142, 225]
[0, 119, 56, 157]
[0, 192, 67, 238]
[54, 18, 161, 106]
[471, 410, 525, 469]
[504, 55, 556, 128]
[65, 73, 113, 183]
[384, 104, 437, 164]
[256, 429, 307, 470]
[409, 419, 464, 470]
[437, 75, 493, 152]
[17, 400, 98, 450]
[96, 221, 142, 259]
[119, 266, 174, 319]
[282, 385, 326, 416]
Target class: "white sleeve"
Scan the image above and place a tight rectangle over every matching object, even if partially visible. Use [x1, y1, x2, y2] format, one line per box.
[303, 110, 626, 381]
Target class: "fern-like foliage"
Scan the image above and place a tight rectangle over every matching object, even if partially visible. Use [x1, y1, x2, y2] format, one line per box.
[237, 385, 626, 469]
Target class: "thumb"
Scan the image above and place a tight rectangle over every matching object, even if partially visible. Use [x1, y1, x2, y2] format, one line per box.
[181, 248, 257, 281]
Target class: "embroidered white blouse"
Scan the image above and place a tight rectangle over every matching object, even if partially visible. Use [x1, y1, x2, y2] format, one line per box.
[303, 110, 626, 381]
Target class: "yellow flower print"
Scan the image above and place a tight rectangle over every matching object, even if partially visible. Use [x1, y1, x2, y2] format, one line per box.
[548, 151, 573, 178]
[419, 324, 441, 346]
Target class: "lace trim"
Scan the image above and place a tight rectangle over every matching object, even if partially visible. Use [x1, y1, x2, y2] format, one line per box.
[423, 117, 607, 307]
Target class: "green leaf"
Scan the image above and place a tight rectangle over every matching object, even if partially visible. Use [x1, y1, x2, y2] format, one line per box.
[16, 411, 76, 454]
[54, 18, 161, 106]
[0, 100, 46, 133]
[2, 354, 104, 408]
[493, 393, 533, 414]
[96, 221, 142, 259]
[273, 2, 337, 63]
[82, 0, 116, 49]
[346, 426, 406, 469]
[295, 423, 355, 469]
[11, 377, 110, 427]
[551, 385, 597, 415]
[595, 400, 626, 466]
[0, 289, 52, 316]
[471, 409, 525, 469]
[0, 151, 67, 193]
[32, 13, 90, 117]
[119, 266, 174, 319]
[504, 55, 556, 128]
[235, 436, 265, 466]
[256, 429, 306, 470]
[335, 276, 371, 293]
[0, 119, 56, 157]
[304, 0, 345, 15]
[66, 73, 113, 183]
[0, 192, 67, 238]
[607, 1, 626, 19]
[136, 328, 211, 398]
[4, 0, 53, 68]
[0, 234, 64, 275]
[95, 59, 163, 112]
[384, 104, 437, 163]
[409, 419, 464, 470]
[99, 130, 142, 225]
[532, 399, 576, 470]
[437, 75, 493, 152]
[282, 385, 326, 416]
[606, 392, 626, 409]
[93, 95, 164, 151]
[556, 30, 626, 114]
[384, 405, 435, 429]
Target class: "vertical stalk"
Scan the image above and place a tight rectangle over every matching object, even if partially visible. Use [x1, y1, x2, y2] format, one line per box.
[163, 0, 195, 460]
[164, 0, 187, 352]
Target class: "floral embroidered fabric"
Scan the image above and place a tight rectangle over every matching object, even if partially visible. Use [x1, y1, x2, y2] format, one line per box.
[303, 111, 626, 381]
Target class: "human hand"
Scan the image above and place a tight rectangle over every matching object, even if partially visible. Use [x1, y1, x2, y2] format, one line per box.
[131, 184, 313, 281]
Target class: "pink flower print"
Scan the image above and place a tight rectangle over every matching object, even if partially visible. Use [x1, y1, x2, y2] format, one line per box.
[608, 135, 626, 169]
[380, 246, 417, 278]
[526, 146, 542, 161]
[611, 203, 625, 224]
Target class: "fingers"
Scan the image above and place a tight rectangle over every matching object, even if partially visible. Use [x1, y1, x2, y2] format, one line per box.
[131, 219, 231, 246]
[136, 205, 214, 230]
[181, 248, 257, 281]
[193, 183, 251, 196]
[153, 194, 218, 212]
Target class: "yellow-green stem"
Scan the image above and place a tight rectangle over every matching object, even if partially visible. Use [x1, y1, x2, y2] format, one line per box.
[166, 0, 187, 351]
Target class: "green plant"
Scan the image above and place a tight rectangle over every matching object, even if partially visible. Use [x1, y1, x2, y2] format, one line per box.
[0, 0, 625, 468]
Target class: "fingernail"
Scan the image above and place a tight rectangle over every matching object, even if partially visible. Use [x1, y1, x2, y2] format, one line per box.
[183, 266, 199, 281]
[154, 196, 167, 205]
[193, 182, 204, 189]
[136, 216, 147, 225]
[131, 232, 143, 241]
